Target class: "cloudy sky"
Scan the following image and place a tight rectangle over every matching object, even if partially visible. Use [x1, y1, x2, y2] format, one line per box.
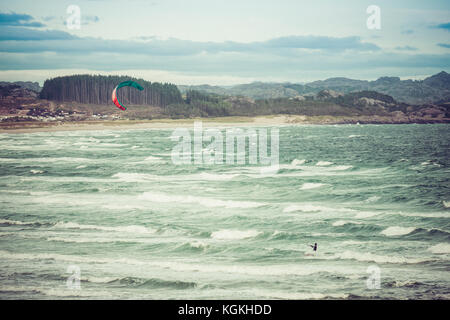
[0, 0, 449, 85]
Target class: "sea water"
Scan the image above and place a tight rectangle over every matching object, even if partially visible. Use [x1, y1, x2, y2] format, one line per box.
[0, 124, 449, 299]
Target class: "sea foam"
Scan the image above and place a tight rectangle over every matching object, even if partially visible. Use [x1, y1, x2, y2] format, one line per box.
[380, 226, 416, 237]
[300, 183, 327, 190]
[210, 229, 261, 240]
[139, 192, 264, 208]
[53, 222, 155, 234]
[428, 243, 450, 254]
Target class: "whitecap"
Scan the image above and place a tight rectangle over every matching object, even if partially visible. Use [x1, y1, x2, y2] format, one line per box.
[211, 229, 261, 240]
[0, 219, 33, 226]
[332, 220, 362, 227]
[328, 250, 429, 264]
[291, 159, 306, 166]
[53, 222, 155, 234]
[332, 165, 353, 171]
[364, 196, 381, 203]
[283, 204, 352, 213]
[139, 192, 265, 208]
[316, 161, 333, 166]
[380, 226, 416, 237]
[428, 243, 450, 254]
[300, 183, 327, 190]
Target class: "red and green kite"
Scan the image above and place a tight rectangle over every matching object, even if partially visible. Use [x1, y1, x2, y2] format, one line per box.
[111, 80, 144, 111]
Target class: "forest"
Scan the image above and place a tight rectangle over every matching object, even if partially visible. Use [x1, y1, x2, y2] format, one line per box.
[39, 75, 183, 108]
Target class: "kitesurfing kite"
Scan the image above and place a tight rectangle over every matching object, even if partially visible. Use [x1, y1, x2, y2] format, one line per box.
[111, 80, 144, 111]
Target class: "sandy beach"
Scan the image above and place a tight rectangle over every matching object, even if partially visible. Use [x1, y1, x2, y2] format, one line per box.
[0, 115, 304, 133]
[1, 114, 447, 133]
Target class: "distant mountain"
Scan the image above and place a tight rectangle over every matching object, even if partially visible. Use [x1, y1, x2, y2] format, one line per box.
[177, 71, 450, 105]
[179, 82, 300, 99]
[0, 81, 41, 93]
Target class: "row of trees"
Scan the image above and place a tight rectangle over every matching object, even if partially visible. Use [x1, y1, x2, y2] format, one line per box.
[39, 75, 183, 107]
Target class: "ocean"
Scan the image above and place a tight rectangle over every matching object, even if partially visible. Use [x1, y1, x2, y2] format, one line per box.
[0, 123, 449, 299]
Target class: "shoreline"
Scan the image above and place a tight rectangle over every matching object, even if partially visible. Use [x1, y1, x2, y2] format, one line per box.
[0, 115, 449, 133]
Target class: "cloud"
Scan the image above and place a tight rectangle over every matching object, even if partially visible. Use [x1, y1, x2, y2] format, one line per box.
[0, 12, 45, 28]
[262, 36, 379, 51]
[0, 24, 446, 83]
[0, 31, 380, 55]
[401, 29, 414, 35]
[437, 43, 450, 49]
[395, 46, 418, 51]
[84, 15, 100, 24]
[432, 22, 450, 31]
[0, 26, 76, 41]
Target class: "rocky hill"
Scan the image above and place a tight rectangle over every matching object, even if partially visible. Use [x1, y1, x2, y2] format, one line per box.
[178, 71, 450, 105]
[0, 81, 41, 93]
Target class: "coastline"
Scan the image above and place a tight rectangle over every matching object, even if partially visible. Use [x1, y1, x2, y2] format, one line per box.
[0, 114, 449, 133]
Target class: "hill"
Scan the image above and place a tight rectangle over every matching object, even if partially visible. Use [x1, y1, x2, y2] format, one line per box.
[0, 81, 42, 93]
[177, 71, 450, 104]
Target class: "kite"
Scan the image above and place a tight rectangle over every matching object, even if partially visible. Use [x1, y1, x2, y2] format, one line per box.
[111, 80, 144, 110]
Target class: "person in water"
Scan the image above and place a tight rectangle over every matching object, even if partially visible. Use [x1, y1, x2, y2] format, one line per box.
[310, 243, 317, 252]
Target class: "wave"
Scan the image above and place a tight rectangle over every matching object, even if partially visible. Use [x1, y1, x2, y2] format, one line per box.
[174, 241, 209, 251]
[283, 204, 353, 213]
[407, 228, 450, 241]
[196, 172, 238, 181]
[45, 236, 160, 244]
[380, 226, 416, 237]
[40, 288, 114, 298]
[112, 172, 159, 182]
[333, 165, 353, 170]
[316, 161, 333, 166]
[291, 159, 306, 166]
[30, 170, 44, 174]
[283, 205, 323, 213]
[139, 192, 265, 208]
[246, 290, 349, 300]
[113, 171, 237, 182]
[326, 250, 431, 264]
[53, 222, 155, 234]
[20, 157, 93, 163]
[384, 280, 425, 288]
[384, 211, 450, 218]
[428, 243, 450, 254]
[210, 229, 261, 240]
[104, 276, 197, 289]
[0, 250, 377, 277]
[0, 219, 50, 227]
[332, 220, 362, 227]
[144, 156, 166, 163]
[443, 201, 450, 208]
[300, 183, 328, 190]
[364, 196, 381, 203]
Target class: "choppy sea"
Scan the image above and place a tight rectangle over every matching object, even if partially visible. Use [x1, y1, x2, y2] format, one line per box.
[0, 124, 449, 299]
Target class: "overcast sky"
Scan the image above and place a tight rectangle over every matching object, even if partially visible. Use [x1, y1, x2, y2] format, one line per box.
[0, 0, 449, 85]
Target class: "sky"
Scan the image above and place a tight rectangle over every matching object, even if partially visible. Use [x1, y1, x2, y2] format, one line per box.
[0, 0, 449, 85]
